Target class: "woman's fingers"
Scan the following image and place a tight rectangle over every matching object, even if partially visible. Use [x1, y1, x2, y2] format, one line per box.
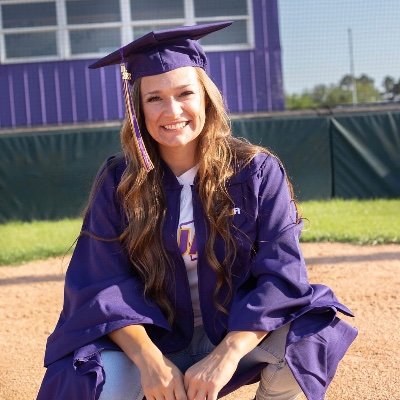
[183, 371, 190, 392]
[145, 384, 187, 400]
[173, 376, 188, 400]
[145, 383, 180, 400]
[187, 386, 218, 400]
[141, 356, 188, 400]
[185, 379, 219, 400]
[207, 389, 219, 400]
[193, 388, 207, 400]
[185, 381, 196, 400]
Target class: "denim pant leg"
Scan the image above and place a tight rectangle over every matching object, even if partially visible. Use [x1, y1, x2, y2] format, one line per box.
[98, 350, 144, 400]
[98, 336, 197, 400]
[240, 323, 305, 400]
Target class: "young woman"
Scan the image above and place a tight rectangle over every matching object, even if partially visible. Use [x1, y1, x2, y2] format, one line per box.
[37, 22, 357, 400]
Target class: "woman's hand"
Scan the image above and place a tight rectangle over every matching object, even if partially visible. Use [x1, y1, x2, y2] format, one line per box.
[135, 347, 187, 400]
[183, 330, 268, 400]
[108, 324, 187, 400]
[184, 348, 239, 400]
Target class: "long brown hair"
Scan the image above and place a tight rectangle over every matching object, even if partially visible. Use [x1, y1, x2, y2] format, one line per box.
[115, 68, 288, 324]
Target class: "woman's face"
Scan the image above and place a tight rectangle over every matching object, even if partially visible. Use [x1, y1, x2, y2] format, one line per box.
[140, 67, 206, 158]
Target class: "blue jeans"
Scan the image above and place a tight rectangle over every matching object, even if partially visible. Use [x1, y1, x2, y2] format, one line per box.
[99, 324, 304, 400]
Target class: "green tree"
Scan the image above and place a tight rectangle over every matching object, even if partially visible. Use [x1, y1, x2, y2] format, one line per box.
[355, 77, 380, 103]
[382, 76, 400, 100]
[325, 85, 352, 107]
[339, 74, 353, 90]
[285, 91, 316, 110]
[358, 74, 374, 86]
[285, 73, 380, 110]
[382, 76, 395, 93]
[311, 84, 329, 104]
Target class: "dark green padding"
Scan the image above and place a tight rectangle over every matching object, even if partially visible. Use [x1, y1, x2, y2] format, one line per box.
[0, 111, 399, 222]
[331, 112, 400, 198]
[0, 126, 121, 222]
[232, 116, 332, 201]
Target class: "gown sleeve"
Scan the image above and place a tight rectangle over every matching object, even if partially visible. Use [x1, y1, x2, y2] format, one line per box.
[228, 154, 353, 333]
[44, 155, 170, 366]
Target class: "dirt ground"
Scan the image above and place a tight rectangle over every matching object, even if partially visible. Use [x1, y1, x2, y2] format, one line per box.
[0, 242, 399, 400]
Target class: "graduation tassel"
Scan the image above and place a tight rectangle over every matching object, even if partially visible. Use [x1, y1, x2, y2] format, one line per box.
[120, 64, 154, 172]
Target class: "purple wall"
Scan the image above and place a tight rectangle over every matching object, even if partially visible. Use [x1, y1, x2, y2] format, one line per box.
[0, 0, 283, 129]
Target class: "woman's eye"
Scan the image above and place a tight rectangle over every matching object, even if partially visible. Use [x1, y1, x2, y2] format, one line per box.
[180, 90, 194, 97]
[146, 96, 161, 103]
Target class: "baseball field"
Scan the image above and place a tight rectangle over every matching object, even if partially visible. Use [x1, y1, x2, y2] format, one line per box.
[0, 199, 399, 399]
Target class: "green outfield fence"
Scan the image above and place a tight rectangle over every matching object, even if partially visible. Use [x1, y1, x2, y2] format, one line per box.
[0, 109, 399, 222]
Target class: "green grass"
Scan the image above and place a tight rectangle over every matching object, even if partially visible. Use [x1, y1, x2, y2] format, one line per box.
[300, 199, 400, 244]
[0, 199, 399, 266]
[0, 219, 82, 266]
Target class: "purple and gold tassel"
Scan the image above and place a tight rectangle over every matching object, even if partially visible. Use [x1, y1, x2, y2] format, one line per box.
[120, 64, 154, 172]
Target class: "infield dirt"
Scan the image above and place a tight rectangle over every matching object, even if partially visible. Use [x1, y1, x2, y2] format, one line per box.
[1, 243, 399, 399]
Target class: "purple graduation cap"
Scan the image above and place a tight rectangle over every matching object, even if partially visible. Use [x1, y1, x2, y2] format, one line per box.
[89, 21, 233, 172]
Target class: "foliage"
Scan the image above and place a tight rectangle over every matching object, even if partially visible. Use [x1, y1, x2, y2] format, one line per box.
[285, 73, 399, 110]
[381, 75, 400, 101]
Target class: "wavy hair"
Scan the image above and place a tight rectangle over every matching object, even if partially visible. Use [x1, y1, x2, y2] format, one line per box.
[116, 68, 287, 324]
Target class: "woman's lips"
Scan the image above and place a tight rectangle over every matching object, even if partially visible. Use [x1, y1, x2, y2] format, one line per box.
[162, 121, 189, 130]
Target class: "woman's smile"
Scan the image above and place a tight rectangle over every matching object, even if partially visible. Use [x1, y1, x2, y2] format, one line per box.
[162, 121, 190, 131]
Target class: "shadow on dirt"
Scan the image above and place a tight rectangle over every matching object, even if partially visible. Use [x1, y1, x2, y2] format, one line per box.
[306, 251, 400, 265]
[0, 274, 64, 286]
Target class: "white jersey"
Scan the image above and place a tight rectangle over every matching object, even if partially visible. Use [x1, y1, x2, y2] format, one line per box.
[176, 165, 202, 327]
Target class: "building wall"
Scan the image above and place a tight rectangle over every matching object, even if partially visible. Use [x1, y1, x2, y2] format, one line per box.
[0, 0, 283, 129]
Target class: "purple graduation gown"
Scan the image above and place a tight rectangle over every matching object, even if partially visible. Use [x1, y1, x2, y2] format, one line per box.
[37, 153, 357, 400]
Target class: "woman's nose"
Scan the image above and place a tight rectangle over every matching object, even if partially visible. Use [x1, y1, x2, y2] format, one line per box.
[163, 97, 182, 117]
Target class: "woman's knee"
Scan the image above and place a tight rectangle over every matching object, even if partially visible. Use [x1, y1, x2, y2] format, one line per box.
[256, 361, 304, 400]
[99, 351, 143, 400]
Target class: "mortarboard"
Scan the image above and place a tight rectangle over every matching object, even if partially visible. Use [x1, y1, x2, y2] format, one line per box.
[89, 21, 233, 171]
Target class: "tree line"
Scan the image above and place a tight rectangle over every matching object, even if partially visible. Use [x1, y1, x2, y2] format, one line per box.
[285, 74, 400, 110]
